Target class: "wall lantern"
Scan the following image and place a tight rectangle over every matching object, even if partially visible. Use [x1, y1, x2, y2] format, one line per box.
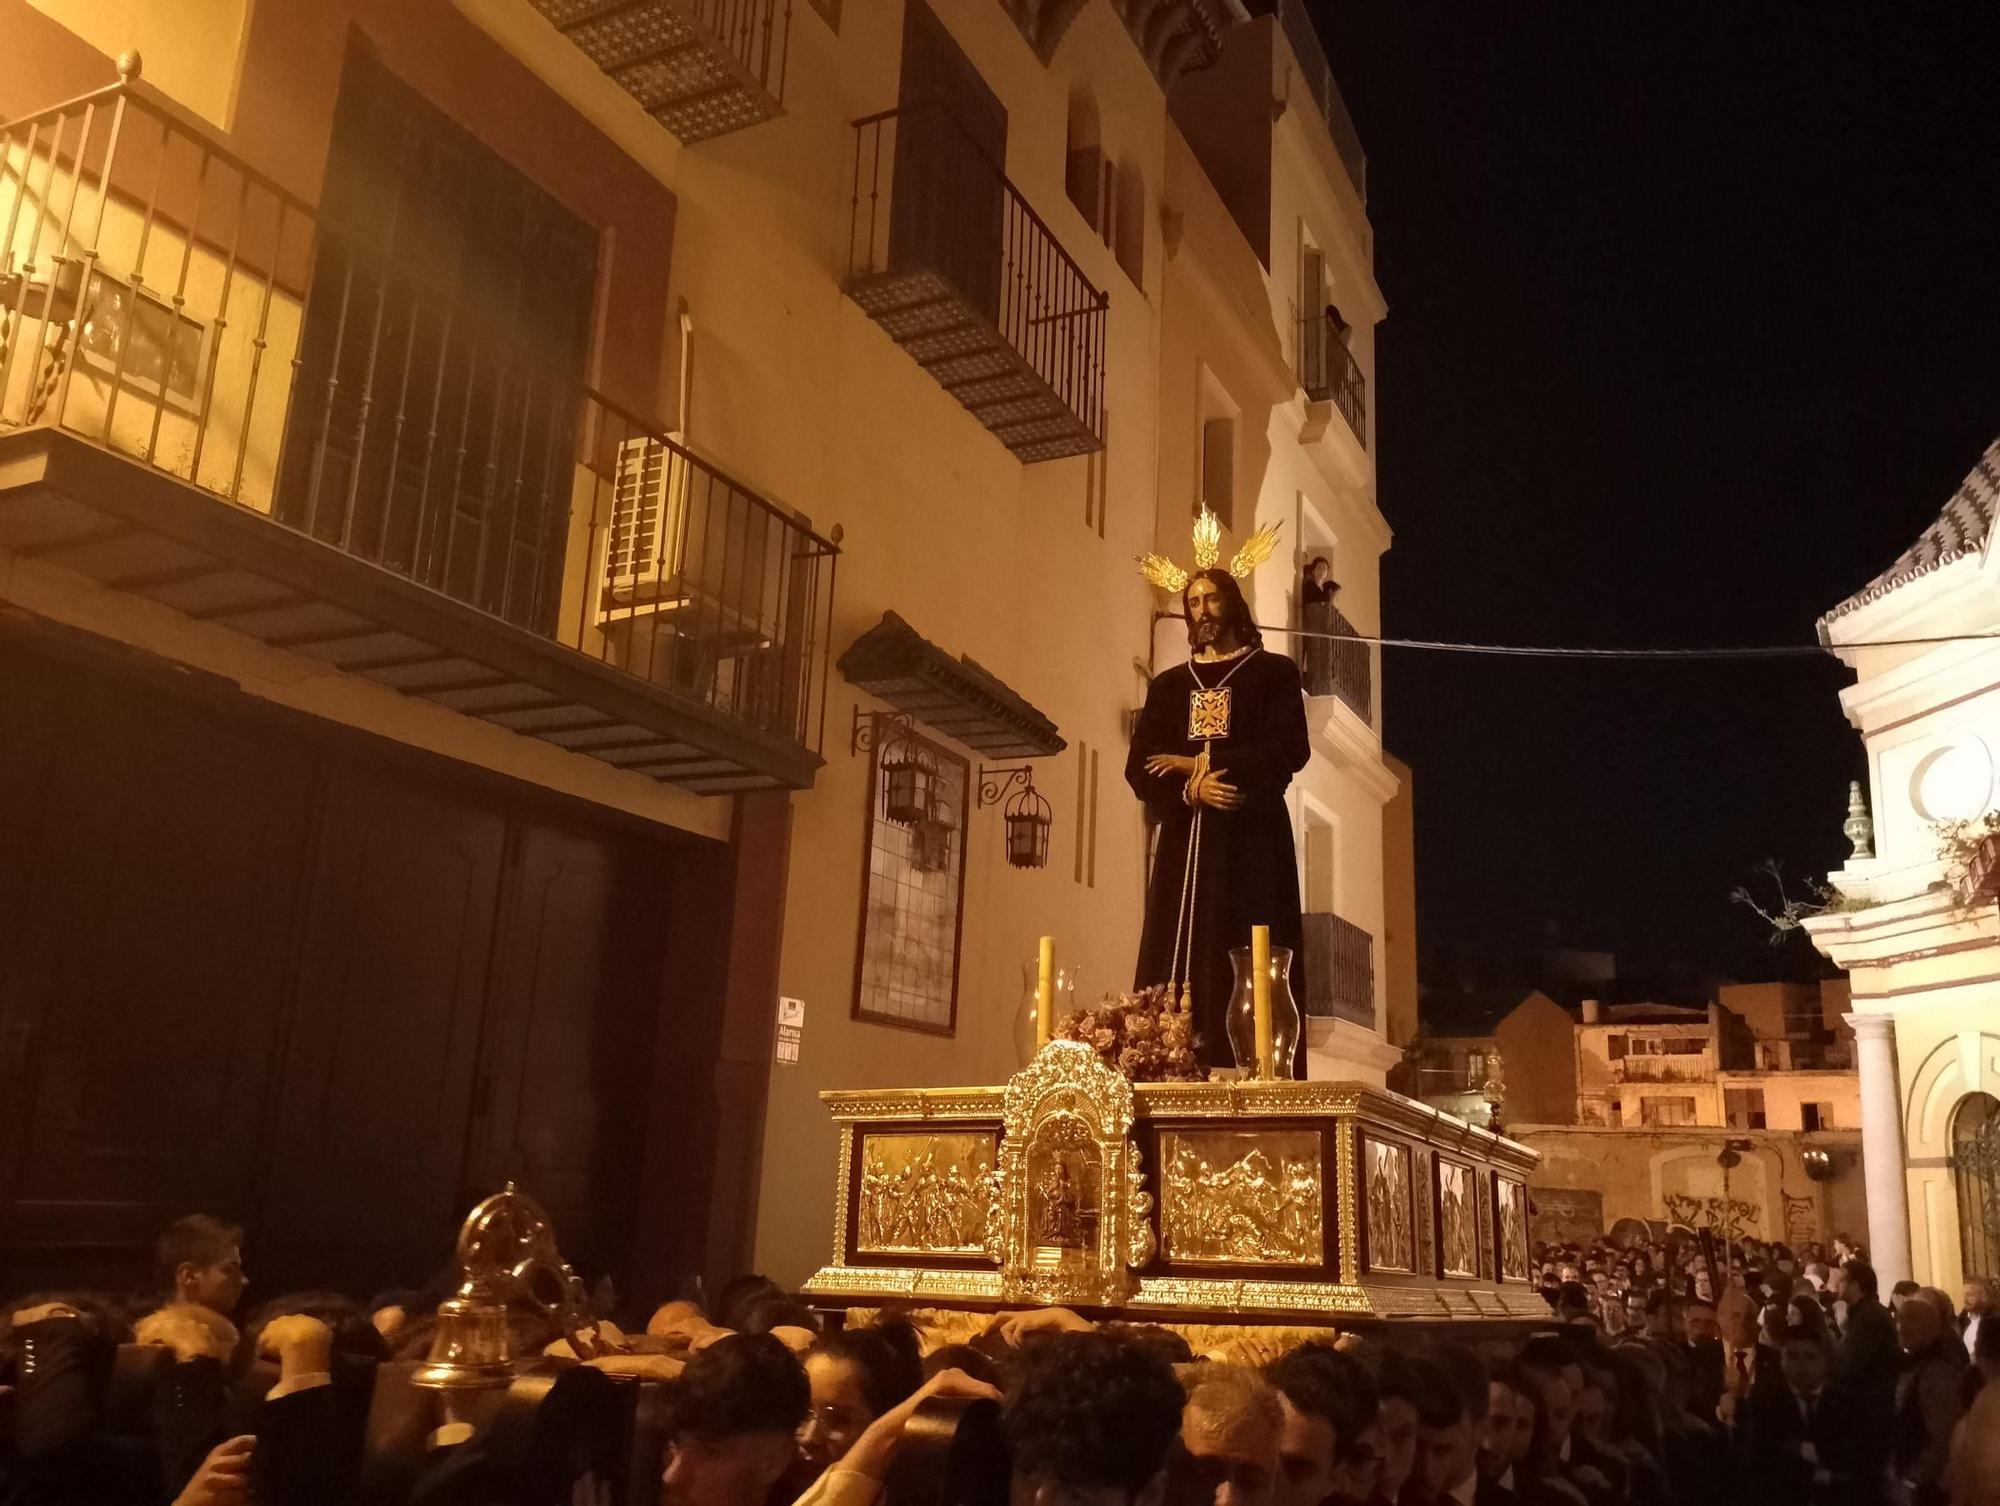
[979, 765, 1053, 870]
[1801, 1147, 1834, 1182]
[852, 709, 936, 826]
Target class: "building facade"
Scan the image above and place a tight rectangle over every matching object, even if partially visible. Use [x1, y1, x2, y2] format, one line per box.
[1805, 437, 2000, 1291]
[1404, 983, 1864, 1248]
[0, 0, 1401, 1295]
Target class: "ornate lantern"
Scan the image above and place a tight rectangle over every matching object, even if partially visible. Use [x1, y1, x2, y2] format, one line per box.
[411, 1182, 603, 1391]
[880, 727, 937, 827]
[979, 766, 1053, 871]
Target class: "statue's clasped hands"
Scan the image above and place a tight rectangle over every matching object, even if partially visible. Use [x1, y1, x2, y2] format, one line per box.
[1145, 752, 1243, 811]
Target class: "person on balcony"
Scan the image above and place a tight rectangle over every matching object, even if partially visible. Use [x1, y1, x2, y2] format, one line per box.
[1301, 557, 1338, 696]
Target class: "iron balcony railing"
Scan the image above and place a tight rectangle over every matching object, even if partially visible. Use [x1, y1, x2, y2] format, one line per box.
[1298, 308, 1366, 446]
[1299, 599, 1372, 726]
[1275, 0, 1367, 201]
[1302, 910, 1374, 1027]
[1613, 1057, 1713, 1084]
[0, 72, 837, 758]
[527, 0, 792, 145]
[846, 101, 1106, 458]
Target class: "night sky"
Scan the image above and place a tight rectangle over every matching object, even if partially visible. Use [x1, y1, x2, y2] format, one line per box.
[1312, 5, 2000, 983]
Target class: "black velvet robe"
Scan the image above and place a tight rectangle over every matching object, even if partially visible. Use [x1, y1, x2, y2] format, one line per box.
[1126, 649, 1311, 1070]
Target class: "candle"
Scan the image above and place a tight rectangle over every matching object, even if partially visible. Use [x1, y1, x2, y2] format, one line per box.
[1251, 924, 1273, 1080]
[1037, 935, 1055, 1048]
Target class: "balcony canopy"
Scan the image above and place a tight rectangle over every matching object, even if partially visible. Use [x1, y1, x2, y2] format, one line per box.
[838, 611, 1063, 759]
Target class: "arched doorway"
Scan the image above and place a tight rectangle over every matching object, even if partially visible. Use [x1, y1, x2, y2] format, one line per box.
[1953, 1092, 2000, 1278]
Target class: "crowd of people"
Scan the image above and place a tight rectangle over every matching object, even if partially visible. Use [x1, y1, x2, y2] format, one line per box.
[4, 1214, 2000, 1506]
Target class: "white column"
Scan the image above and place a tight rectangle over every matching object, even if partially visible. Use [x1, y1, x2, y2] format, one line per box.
[1846, 1011, 1913, 1286]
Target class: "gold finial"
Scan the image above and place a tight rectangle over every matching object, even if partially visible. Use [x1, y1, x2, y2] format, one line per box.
[116, 50, 143, 83]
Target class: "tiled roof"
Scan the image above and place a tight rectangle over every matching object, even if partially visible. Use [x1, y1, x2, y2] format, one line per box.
[1820, 438, 2000, 626]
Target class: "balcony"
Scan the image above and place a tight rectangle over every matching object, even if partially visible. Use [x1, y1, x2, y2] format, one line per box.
[1612, 1057, 1713, 1084]
[526, 0, 790, 144]
[1300, 599, 1371, 726]
[1302, 910, 1374, 1027]
[0, 72, 836, 794]
[1273, 0, 1367, 201]
[845, 103, 1106, 464]
[1297, 308, 1366, 448]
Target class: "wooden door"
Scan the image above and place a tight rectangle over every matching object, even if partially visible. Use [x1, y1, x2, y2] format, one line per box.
[461, 822, 673, 1283]
[256, 763, 507, 1294]
[892, 1, 1008, 322]
[0, 647, 313, 1290]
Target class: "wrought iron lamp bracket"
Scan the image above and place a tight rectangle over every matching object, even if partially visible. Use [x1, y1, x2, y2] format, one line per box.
[851, 706, 917, 757]
[977, 764, 1036, 807]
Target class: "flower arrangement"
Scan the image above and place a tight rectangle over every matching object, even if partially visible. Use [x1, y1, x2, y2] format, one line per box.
[1055, 986, 1205, 1082]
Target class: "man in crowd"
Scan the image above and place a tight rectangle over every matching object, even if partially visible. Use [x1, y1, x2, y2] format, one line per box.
[1175, 1364, 1283, 1506]
[1836, 1261, 1898, 1400]
[1481, 1365, 1534, 1500]
[1005, 1330, 1184, 1506]
[157, 1215, 247, 1319]
[1267, 1342, 1376, 1506]
[1741, 1324, 1876, 1506]
[659, 1333, 813, 1506]
[1894, 1294, 1970, 1506]
[1962, 1277, 1993, 1361]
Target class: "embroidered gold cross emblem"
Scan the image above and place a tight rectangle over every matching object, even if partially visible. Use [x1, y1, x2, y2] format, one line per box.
[1188, 687, 1233, 740]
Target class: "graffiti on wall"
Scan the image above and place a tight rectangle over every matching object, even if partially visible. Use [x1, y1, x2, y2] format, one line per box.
[1661, 1193, 1761, 1242]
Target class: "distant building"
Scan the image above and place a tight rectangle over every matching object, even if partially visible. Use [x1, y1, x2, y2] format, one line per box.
[1405, 980, 1865, 1247]
[1805, 437, 2000, 1289]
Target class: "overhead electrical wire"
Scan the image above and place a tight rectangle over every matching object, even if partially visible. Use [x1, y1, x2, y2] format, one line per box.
[1206, 618, 2000, 663]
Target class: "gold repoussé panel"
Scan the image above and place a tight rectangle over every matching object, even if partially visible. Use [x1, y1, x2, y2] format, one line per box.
[1437, 1160, 1478, 1277]
[855, 1131, 997, 1257]
[1159, 1130, 1325, 1266]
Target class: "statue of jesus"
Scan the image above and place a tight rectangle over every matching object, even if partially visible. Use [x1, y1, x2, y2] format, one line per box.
[1126, 566, 1310, 1071]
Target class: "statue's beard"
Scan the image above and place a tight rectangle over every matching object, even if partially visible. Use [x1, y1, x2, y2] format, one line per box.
[1190, 616, 1238, 652]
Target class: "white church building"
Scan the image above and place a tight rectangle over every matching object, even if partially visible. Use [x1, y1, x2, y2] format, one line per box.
[1806, 437, 2000, 1290]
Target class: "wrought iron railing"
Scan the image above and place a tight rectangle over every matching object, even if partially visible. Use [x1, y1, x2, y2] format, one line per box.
[1299, 599, 1372, 725]
[527, 0, 792, 144]
[1276, 0, 1367, 200]
[846, 101, 1106, 446]
[1298, 308, 1365, 446]
[1613, 1057, 1712, 1083]
[0, 70, 837, 756]
[1302, 911, 1374, 1027]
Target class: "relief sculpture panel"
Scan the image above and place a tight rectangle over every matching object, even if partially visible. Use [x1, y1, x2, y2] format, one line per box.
[1437, 1159, 1478, 1277]
[1364, 1137, 1414, 1273]
[1496, 1175, 1530, 1281]
[856, 1131, 997, 1256]
[1159, 1130, 1324, 1266]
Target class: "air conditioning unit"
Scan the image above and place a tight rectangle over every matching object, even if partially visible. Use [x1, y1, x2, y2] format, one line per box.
[595, 435, 774, 649]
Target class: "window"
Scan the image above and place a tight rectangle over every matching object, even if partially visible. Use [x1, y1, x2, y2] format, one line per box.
[1665, 1038, 1707, 1056]
[1064, 88, 1102, 228]
[854, 723, 969, 1033]
[1112, 158, 1145, 289]
[1725, 1088, 1767, 1130]
[1606, 1034, 1628, 1060]
[1201, 416, 1234, 522]
[1640, 1097, 1697, 1127]
[1801, 1102, 1834, 1131]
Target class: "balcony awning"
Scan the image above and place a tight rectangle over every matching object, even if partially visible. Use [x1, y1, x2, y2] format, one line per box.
[838, 612, 1064, 758]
